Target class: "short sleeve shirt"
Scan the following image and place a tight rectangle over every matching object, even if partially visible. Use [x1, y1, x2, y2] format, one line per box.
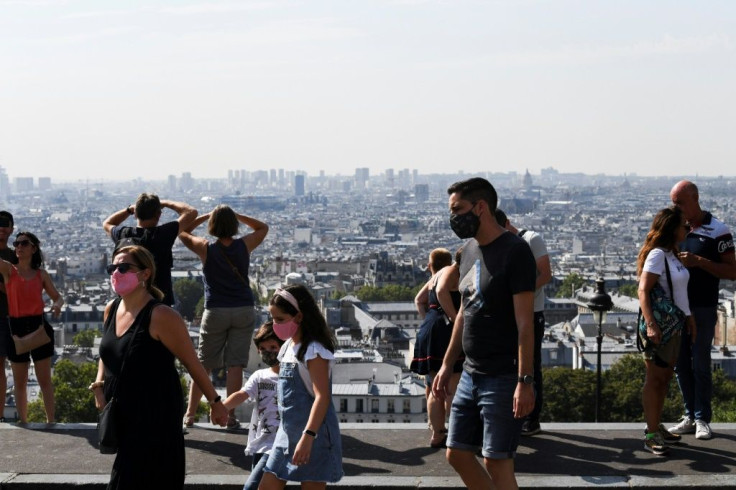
[680, 212, 735, 307]
[241, 368, 280, 455]
[519, 229, 549, 312]
[277, 340, 335, 397]
[642, 248, 691, 316]
[111, 221, 179, 305]
[458, 232, 536, 376]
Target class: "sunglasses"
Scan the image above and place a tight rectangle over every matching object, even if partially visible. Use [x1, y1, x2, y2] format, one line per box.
[13, 239, 33, 248]
[106, 262, 140, 275]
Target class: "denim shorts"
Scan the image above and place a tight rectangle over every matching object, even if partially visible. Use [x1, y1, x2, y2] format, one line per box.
[198, 306, 256, 369]
[447, 370, 523, 459]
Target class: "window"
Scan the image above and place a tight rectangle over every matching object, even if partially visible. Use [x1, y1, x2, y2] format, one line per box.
[340, 399, 348, 412]
[356, 399, 364, 413]
[371, 399, 379, 413]
[387, 399, 395, 413]
[403, 400, 411, 413]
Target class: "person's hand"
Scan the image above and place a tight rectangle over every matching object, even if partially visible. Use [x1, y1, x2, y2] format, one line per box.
[513, 383, 535, 419]
[209, 402, 228, 426]
[646, 322, 662, 345]
[677, 252, 699, 268]
[431, 365, 450, 401]
[292, 433, 315, 466]
[51, 304, 61, 319]
[93, 391, 107, 411]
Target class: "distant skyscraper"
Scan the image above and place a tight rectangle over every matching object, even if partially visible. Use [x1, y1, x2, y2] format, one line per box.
[523, 169, 533, 188]
[414, 184, 429, 203]
[270, 169, 277, 185]
[294, 174, 305, 196]
[355, 167, 369, 189]
[0, 166, 9, 197]
[168, 174, 177, 192]
[180, 172, 193, 190]
[14, 177, 34, 192]
[385, 169, 394, 188]
[38, 177, 51, 190]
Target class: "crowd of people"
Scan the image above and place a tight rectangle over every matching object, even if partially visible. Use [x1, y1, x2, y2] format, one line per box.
[0, 176, 734, 489]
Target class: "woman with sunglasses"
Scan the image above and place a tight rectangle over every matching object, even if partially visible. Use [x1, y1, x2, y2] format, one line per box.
[0, 232, 63, 424]
[179, 204, 268, 429]
[91, 245, 228, 489]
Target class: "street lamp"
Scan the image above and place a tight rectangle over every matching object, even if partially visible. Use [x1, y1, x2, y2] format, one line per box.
[587, 277, 612, 422]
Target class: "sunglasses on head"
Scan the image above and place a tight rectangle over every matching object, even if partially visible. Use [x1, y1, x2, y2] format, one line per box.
[13, 239, 32, 248]
[106, 262, 140, 275]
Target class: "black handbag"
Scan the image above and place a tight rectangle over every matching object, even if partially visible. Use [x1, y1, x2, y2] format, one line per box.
[637, 256, 686, 351]
[98, 300, 155, 454]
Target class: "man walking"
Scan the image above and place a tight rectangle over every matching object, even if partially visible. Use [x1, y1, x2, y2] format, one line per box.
[103, 194, 197, 306]
[0, 211, 17, 422]
[433, 177, 536, 490]
[669, 180, 736, 440]
[495, 208, 551, 436]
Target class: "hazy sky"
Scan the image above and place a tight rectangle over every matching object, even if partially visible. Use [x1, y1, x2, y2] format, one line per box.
[1, 0, 735, 182]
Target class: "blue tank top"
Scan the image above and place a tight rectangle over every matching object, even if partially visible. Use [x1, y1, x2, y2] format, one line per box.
[203, 239, 255, 308]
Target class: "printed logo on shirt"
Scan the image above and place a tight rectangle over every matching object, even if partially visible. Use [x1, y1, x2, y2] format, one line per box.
[718, 238, 734, 253]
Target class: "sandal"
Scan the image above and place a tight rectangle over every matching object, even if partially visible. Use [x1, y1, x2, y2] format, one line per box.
[430, 429, 448, 448]
[226, 416, 241, 430]
[183, 415, 195, 428]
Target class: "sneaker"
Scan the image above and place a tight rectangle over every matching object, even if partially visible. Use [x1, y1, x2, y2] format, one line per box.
[669, 416, 695, 435]
[226, 416, 241, 430]
[695, 420, 712, 440]
[644, 424, 680, 444]
[644, 432, 669, 456]
[521, 419, 541, 436]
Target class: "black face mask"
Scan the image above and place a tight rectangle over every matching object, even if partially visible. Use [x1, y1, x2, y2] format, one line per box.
[260, 350, 279, 366]
[450, 207, 480, 239]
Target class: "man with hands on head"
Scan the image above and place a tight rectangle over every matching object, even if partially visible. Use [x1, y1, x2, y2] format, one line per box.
[433, 177, 536, 490]
[103, 193, 197, 306]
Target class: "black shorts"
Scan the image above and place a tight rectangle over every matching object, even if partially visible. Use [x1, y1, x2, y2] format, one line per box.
[7, 315, 55, 363]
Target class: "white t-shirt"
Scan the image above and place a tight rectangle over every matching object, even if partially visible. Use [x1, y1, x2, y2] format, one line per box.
[519, 229, 549, 313]
[642, 247, 691, 316]
[241, 368, 280, 455]
[277, 340, 335, 397]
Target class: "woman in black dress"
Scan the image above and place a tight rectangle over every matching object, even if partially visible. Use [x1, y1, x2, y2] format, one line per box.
[411, 248, 464, 447]
[90, 245, 228, 489]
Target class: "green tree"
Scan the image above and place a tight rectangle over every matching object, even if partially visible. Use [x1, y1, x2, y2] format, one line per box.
[355, 284, 422, 302]
[618, 283, 639, 298]
[556, 273, 585, 298]
[195, 296, 205, 319]
[712, 369, 736, 422]
[28, 360, 99, 423]
[72, 329, 100, 348]
[542, 367, 596, 422]
[173, 278, 204, 321]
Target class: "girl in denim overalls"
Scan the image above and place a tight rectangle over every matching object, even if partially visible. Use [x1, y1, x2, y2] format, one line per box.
[260, 285, 343, 489]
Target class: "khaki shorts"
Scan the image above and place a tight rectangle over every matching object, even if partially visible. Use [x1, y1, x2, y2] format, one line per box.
[198, 306, 256, 369]
[642, 330, 682, 368]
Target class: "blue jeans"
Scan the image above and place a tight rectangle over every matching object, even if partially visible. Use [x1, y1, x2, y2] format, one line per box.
[675, 306, 716, 423]
[244, 452, 268, 490]
[447, 370, 523, 459]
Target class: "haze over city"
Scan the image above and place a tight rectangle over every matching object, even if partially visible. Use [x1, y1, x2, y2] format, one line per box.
[1, 0, 735, 181]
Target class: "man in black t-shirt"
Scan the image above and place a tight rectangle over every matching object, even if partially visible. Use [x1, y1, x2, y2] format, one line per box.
[433, 178, 536, 490]
[103, 194, 197, 306]
[0, 210, 18, 422]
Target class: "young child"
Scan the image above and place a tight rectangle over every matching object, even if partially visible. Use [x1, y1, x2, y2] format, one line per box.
[260, 285, 343, 489]
[222, 321, 283, 490]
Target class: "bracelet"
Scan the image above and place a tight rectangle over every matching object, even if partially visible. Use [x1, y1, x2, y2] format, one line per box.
[208, 395, 222, 406]
[88, 381, 104, 391]
[303, 429, 318, 439]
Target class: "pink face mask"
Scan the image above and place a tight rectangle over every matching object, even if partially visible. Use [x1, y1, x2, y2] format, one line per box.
[111, 269, 140, 296]
[273, 320, 299, 341]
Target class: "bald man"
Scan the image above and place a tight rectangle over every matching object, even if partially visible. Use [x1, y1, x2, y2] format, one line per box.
[669, 180, 736, 440]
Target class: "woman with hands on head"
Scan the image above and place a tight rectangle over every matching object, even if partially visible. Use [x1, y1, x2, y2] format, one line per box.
[637, 207, 695, 456]
[0, 231, 62, 424]
[90, 245, 228, 489]
[179, 204, 268, 429]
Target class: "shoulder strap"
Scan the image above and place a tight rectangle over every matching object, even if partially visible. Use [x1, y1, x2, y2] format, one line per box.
[664, 256, 675, 300]
[108, 299, 157, 399]
[216, 241, 247, 285]
[519, 229, 527, 237]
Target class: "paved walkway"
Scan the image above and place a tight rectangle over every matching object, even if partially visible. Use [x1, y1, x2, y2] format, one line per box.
[1, 422, 736, 488]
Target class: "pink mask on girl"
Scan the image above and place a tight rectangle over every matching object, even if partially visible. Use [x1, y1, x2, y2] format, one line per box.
[111, 269, 140, 296]
[273, 320, 299, 341]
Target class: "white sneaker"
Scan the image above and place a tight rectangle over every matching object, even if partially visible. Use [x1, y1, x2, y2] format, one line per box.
[669, 416, 695, 435]
[695, 420, 712, 440]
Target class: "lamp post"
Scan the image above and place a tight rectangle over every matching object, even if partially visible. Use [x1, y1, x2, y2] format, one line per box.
[587, 277, 612, 422]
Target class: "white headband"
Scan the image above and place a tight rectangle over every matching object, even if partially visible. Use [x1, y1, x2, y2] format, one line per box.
[274, 288, 300, 312]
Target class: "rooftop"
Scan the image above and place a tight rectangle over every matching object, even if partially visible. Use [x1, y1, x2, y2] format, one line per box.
[2, 422, 736, 489]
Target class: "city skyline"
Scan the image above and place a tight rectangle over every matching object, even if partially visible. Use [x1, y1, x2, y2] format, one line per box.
[2, 1, 735, 181]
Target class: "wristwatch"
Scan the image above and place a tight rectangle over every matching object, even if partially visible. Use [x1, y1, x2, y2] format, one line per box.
[518, 374, 534, 385]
